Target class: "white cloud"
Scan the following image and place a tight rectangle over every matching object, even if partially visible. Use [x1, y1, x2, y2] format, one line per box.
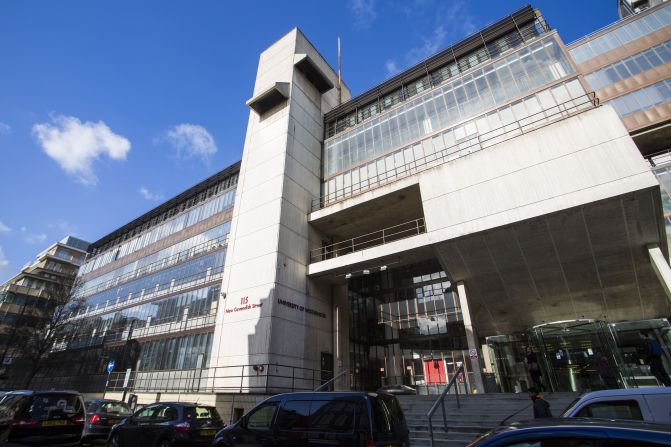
[0, 246, 9, 270]
[0, 122, 11, 135]
[0, 221, 10, 234]
[139, 186, 164, 201]
[349, 0, 377, 30]
[385, 59, 400, 77]
[406, 25, 447, 65]
[161, 124, 217, 164]
[32, 114, 131, 186]
[20, 226, 47, 244]
[48, 219, 79, 237]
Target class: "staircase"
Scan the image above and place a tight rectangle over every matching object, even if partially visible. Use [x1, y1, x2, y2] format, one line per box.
[397, 392, 579, 447]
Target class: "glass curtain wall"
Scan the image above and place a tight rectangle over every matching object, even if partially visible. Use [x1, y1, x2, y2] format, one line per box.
[608, 79, 671, 117]
[569, 4, 671, 64]
[347, 260, 472, 395]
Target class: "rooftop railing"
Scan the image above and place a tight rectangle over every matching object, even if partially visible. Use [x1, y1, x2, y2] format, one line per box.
[312, 92, 598, 212]
[310, 218, 426, 263]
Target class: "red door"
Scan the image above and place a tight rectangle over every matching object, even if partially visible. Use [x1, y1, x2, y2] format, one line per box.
[424, 359, 447, 384]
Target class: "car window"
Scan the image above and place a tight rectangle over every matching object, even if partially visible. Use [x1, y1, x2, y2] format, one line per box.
[99, 402, 132, 415]
[575, 400, 643, 420]
[186, 406, 223, 428]
[27, 394, 82, 420]
[134, 406, 158, 421]
[278, 400, 310, 431]
[155, 405, 178, 421]
[643, 394, 671, 424]
[309, 400, 355, 433]
[85, 401, 98, 412]
[247, 404, 277, 431]
[0, 395, 27, 418]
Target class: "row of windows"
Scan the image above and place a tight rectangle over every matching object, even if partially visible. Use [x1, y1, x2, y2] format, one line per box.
[93, 173, 238, 256]
[76, 223, 230, 299]
[80, 188, 235, 275]
[608, 78, 671, 117]
[137, 331, 213, 371]
[81, 248, 226, 309]
[570, 3, 671, 64]
[323, 36, 573, 179]
[585, 40, 671, 90]
[322, 78, 587, 205]
[325, 19, 546, 137]
[69, 285, 220, 345]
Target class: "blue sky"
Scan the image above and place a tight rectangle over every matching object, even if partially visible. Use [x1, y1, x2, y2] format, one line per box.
[0, 0, 617, 282]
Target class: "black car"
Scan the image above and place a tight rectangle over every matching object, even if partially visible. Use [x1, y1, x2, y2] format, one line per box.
[0, 390, 86, 446]
[107, 402, 224, 447]
[469, 419, 671, 446]
[81, 399, 132, 445]
[213, 392, 410, 447]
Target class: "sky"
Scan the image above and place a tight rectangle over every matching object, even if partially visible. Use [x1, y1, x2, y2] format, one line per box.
[0, 0, 618, 283]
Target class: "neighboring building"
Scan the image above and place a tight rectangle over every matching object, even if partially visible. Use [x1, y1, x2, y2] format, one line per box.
[569, 4, 671, 248]
[619, 0, 668, 18]
[42, 3, 671, 419]
[0, 236, 89, 369]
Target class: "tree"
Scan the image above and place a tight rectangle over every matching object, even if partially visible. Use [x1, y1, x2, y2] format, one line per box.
[13, 281, 86, 388]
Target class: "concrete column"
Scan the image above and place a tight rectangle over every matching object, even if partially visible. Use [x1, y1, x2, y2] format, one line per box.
[648, 244, 671, 304]
[456, 281, 485, 394]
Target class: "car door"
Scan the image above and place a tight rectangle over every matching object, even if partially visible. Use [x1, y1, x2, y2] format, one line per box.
[145, 404, 179, 445]
[275, 399, 309, 447]
[121, 405, 158, 447]
[230, 402, 278, 447]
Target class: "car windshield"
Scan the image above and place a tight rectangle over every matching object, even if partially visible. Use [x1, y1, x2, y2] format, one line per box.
[26, 394, 82, 420]
[561, 397, 583, 416]
[98, 402, 131, 415]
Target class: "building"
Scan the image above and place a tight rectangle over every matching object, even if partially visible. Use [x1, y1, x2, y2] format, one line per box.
[41, 2, 671, 420]
[0, 236, 89, 376]
[619, 0, 667, 18]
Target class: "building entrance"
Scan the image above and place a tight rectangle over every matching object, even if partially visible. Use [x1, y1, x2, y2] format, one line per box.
[488, 319, 626, 393]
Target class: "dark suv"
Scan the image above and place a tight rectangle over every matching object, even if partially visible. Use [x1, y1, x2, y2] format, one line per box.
[107, 402, 224, 447]
[213, 392, 409, 447]
[0, 390, 86, 446]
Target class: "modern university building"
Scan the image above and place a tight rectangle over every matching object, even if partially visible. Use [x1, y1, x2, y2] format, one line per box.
[38, 2, 671, 418]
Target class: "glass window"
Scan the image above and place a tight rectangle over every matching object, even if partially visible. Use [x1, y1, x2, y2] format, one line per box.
[309, 400, 355, 433]
[278, 400, 310, 431]
[575, 400, 643, 420]
[247, 404, 277, 431]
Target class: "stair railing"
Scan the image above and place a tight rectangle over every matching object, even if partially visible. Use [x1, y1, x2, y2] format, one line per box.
[427, 364, 464, 447]
[314, 370, 348, 391]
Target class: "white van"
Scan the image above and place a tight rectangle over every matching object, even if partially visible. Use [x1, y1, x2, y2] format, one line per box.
[561, 388, 671, 425]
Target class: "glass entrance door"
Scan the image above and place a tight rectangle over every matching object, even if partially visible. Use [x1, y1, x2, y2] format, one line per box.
[529, 320, 625, 392]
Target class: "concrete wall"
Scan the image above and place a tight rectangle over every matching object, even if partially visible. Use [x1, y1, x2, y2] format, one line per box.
[210, 29, 350, 391]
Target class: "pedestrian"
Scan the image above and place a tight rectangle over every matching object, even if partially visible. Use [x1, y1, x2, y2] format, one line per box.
[528, 387, 552, 418]
[595, 352, 618, 389]
[639, 330, 671, 387]
[525, 346, 545, 391]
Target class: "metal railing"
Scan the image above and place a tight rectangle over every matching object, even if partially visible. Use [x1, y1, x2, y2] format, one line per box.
[314, 370, 349, 391]
[313, 92, 599, 211]
[310, 218, 426, 263]
[76, 235, 229, 300]
[70, 265, 225, 320]
[427, 364, 465, 447]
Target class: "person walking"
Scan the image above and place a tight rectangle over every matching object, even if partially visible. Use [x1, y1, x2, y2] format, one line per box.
[525, 346, 545, 392]
[528, 387, 552, 418]
[639, 330, 671, 387]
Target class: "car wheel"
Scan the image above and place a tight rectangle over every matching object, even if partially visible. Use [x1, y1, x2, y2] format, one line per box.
[108, 433, 123, 447]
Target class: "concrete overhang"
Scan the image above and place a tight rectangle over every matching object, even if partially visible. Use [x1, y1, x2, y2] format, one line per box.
[246, 82, 290, 115]
[294, 54, 334, 94]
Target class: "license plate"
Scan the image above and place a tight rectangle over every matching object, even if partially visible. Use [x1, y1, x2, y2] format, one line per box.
[42, 420, 67, 427]
[201, 429, 216, 437]
[107, 419, 120, 425]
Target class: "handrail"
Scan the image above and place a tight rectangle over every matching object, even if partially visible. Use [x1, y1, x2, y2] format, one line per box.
[314, 370, 348, 391]
[427, 365, 464, 447]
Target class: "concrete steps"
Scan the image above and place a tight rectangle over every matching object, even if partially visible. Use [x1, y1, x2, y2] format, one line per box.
[397, 392, 579, 447]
